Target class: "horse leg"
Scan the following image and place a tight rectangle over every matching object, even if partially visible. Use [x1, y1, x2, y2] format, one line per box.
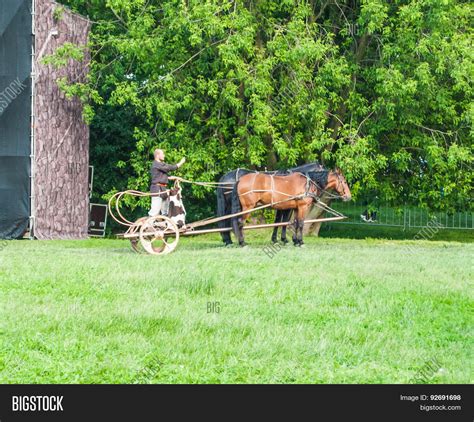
[292, 219, 303, 247]
[232, 214, 244, 246]
[217, 187, 233, 246]
[297, 218, 304, 246]
[281, 209, 291, 244]
[223, 221, 232, 246]
[296, 206, 309, 246]
[232, 202, 252, 247]
[237, 210, 251, 246]
[292, 216, 299, 246]
[271, 210, 282, 244]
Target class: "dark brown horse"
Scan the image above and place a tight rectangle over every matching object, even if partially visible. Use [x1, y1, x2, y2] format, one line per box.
[231, 169, 351, 246]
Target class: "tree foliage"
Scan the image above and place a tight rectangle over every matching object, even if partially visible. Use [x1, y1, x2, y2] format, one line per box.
[58, 0, 472, 211]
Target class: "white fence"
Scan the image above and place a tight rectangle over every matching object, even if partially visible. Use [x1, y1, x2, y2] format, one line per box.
[328, 203, 473, 230]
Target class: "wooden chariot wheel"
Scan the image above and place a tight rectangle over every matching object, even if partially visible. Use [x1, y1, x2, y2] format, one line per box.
[130, 238, 144, 254]
[139, 215, 180, 255]
[127, 217, 147, 253]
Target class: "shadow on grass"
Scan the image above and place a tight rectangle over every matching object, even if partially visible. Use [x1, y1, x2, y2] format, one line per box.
[104, 223, 473, 249]
[320, 223, 474, 243]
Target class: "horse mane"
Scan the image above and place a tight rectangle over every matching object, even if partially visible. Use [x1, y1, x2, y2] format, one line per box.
[218, 162, 324, 180]
[292, 162, 324, 173]
[273, 161, 324, 176]
[306, 170, 329, 188]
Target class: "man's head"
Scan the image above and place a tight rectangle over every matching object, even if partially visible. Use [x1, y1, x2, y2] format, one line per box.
[154, 149, 165, 161]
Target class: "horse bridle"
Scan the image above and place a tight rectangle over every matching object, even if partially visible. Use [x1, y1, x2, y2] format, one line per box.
[334, 172, 347, 197]
[306, 171, 347, 200]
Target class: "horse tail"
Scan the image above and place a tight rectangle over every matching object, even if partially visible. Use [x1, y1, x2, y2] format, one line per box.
[216, 183, 227, 228]
[231, 179, 242, 216]
[229, 178, 242, 241]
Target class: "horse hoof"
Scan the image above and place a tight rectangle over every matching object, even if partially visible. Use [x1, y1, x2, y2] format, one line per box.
[225, 243, 233, 248]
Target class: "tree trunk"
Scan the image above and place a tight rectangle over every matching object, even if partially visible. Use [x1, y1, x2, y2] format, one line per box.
[34, 0, 90, 239]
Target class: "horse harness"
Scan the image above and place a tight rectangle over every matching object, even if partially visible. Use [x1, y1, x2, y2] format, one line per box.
[232, 169, 346, 203]
[239, 172, 312, 204]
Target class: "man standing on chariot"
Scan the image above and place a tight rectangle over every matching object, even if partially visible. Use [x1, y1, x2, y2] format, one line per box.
[148, 148, 185, 217]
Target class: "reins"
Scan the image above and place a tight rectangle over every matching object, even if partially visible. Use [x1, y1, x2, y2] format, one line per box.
[109, 170, 347, 229]
[108, 180, 182, 227]
[169, 176, 234, 187]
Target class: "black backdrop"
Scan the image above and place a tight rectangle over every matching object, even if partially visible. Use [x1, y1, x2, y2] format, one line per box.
[0, 0, 32, 239]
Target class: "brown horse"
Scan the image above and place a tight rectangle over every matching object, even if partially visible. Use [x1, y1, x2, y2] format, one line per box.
[231, 169, 351, 246]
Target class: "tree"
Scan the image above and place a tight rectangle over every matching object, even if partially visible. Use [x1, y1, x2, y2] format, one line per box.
[56, 0, 472, 213]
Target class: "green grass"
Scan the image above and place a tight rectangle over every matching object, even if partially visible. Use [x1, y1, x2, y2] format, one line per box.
[0, 230, 472, 384]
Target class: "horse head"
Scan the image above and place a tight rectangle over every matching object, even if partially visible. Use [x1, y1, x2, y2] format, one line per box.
[307, 169, 351, 201]
[331, 168, 351, 201]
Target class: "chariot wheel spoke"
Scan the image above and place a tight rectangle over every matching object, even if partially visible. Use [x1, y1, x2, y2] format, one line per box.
[139, 216, 180, 256]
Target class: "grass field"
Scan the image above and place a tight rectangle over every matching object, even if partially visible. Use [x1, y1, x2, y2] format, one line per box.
[0, 229, 472, 384]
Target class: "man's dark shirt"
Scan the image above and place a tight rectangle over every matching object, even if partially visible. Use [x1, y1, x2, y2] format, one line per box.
[150, 161, 178, 193]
